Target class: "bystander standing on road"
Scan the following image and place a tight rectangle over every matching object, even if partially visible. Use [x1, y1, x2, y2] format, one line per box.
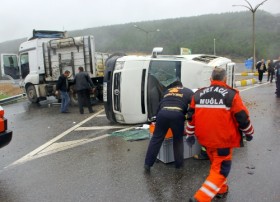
[144, 80, 194, 171]
[267, 59, 274, 83]
[274, 56, 280, 98]
[256, 59, 267, 83]
[186, 68, 254, 202]
[55, 70, 70, 113]
[74, 66, 94, 114]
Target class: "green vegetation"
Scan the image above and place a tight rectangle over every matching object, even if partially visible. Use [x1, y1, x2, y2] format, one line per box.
[0, 94, 8, 100]
[0, 11, 279, 60]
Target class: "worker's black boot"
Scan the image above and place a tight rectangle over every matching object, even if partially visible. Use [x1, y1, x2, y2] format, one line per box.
[215, 188, 229, 199]
[189, 197, 198, 202]
[144, 164, 151, 173]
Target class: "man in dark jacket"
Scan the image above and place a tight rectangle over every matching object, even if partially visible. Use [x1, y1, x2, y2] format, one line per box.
[56, 70, 70, 113]
[256, 59, 267, 83]
[267, 59, 274, 83]
[74, 66, 94, 114]
[144, 80, 194, 171]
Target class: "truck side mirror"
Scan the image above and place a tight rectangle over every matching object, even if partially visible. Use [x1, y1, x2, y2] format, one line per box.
[152, 47, 163, 58]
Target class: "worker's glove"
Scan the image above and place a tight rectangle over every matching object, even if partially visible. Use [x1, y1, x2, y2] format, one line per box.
[245, 135, 253, 141]
[186, 135, 195, 147]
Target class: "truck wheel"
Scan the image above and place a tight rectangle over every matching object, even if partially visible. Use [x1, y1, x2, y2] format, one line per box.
[26, 85, 39, 103]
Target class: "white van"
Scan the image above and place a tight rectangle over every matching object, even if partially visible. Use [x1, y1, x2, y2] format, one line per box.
[104, 48, 235, 124]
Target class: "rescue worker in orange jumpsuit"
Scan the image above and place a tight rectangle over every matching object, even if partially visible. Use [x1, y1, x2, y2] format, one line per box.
[185, 68, 254, 202]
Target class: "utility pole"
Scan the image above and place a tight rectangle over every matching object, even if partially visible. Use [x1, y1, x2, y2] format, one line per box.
[233, 0, 268, 72]
[214, 38, 216, 55]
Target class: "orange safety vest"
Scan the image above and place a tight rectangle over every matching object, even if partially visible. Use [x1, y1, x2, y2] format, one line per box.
[186, 80, 253, 148]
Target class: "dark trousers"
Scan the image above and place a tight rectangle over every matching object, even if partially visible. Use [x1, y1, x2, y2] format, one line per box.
[267, 70, 274, 82]
[145, 110, 185, 168]
[258, 71, 264, 82]
[77, 89, 93, 114]
[276, 75, 280, 97]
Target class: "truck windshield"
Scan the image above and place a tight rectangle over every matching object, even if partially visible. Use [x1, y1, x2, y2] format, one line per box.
[148, 60, 181, 88]
[147, 60, 181, 119]
[20, 53, 29, 79]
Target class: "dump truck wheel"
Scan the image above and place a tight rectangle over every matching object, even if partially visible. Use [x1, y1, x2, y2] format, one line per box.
[26, 85, 39, 103]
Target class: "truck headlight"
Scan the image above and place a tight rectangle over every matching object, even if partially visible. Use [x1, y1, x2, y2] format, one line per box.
[103, 82, 107, 102]
[114, 114, 125, 123]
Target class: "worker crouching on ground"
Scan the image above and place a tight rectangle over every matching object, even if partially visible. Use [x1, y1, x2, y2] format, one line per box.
[144, 80, 194, 171]
[185, 68, 254, 202]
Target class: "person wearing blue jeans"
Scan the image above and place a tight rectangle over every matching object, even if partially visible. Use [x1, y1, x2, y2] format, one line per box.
[56, 70, 70, 113]
[60, 91, 70, 113]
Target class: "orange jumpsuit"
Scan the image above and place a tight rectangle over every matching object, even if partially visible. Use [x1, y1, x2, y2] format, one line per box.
[186, 80, 254, 202]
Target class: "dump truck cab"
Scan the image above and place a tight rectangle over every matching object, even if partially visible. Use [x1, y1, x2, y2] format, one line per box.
[1, 30, 110, 104]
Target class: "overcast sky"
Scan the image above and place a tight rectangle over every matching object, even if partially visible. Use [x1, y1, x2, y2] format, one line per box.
[0, 0, 279, 43]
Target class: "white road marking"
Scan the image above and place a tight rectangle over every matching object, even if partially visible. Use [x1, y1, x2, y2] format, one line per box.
[6, 109, 104, 168]
[75, 126, 126, 131]
[35, 125, 137, 158]
[5, 109, 137, 169]
[239, 81, 269, 92]
[18, 134, 110, 165]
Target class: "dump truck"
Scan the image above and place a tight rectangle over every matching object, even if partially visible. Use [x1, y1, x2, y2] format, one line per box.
[0, 30, 110, 104]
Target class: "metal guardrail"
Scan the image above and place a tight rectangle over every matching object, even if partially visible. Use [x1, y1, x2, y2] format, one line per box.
[0, 93, 26, 105]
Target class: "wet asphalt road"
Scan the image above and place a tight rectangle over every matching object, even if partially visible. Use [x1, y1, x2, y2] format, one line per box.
[0, 81, 280, 202]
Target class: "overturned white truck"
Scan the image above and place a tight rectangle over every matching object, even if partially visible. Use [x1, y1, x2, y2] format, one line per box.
[0, 30, 109, 104]
[104, 48, 235, 124]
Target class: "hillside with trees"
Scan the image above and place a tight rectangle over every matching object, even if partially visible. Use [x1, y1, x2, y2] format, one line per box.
[0, 11, 279, 61]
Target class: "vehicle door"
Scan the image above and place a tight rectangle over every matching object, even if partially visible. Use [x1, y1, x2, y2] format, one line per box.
[0, 54, 20, 80]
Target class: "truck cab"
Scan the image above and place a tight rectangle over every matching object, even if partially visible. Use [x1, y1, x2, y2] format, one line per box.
[0, 30, 109, 104]
[104, 48, 235, 124]
[0, 106, 12, 149]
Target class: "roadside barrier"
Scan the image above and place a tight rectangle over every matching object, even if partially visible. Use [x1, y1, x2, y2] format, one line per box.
[0, 94, 26, 105]
[235, 78, 257, 87]
[235, 72, 268, 76]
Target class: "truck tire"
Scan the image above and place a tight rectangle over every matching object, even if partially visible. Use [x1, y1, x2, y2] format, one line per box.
[26, 85, 39, 103]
